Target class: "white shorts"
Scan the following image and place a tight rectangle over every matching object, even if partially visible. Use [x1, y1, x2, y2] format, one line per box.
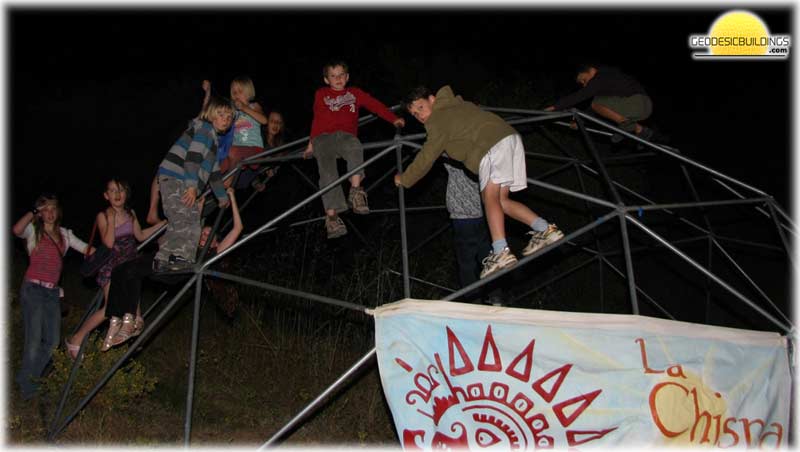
[478, 134, 528, 192]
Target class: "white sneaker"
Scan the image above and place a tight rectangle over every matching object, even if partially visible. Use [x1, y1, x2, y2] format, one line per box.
[480, 247, 518, 279]
[522, 224, 565, 256]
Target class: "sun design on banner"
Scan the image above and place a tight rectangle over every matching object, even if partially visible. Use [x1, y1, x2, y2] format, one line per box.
[393, 325, 618, 450]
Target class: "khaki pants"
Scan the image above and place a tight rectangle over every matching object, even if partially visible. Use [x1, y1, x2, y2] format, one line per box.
[312, 131, 364, 213]
[156, 176, 201, 263]
[594, 94, 653, 132]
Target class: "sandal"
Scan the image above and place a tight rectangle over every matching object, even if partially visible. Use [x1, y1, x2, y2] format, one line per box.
[132, 316, 144, 337]
[64, 338, 80, 360]
[111, 313, 135, 347]
[101, 316, 122, 352]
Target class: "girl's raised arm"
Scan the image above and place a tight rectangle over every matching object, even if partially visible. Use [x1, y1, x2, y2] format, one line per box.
[13, 210, 35, 237]
[236, 101, 268, 125]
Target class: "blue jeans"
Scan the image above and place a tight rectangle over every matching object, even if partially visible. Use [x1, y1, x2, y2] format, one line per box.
[16, 281, 61, 399]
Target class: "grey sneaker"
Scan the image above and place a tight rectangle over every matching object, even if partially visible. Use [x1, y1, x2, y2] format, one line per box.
[325, 215, 347, 239]
[348, 186, 369, 214]
[522, 224, 565, 256]
[480, 247, 518, 279]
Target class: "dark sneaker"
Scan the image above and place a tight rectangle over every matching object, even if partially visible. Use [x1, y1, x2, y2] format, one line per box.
[325, 215, 347, 239]
[480, 247, 518, 279]
[638, 126, 655, 141]
[152, 259, 168, 272]
[153, 254, 195, 272]
[610, 132, 625, 144]
[522, 224, 565, 256]
[348, 186, 369, 214]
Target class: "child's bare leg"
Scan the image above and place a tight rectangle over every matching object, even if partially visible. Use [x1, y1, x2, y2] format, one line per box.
[499, 186, 538, 226]
[326, 208, 337, 217]
[481, 182, 506, 244]
[349, 174, 362, 188]
[69, 283, 110, 346]
[146, 176, 162, 225]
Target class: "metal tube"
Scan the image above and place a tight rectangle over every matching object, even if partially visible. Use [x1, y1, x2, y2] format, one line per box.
[554, 121, 613, 136]
[396, 139, 411, 298]
[385, 269, 456, 293]
[184, 275, 204, 445]
[532, 161, 575, 181]
[711, 238, 792, 326]
[601, 235, 710, 258]
[599, 256, 676, 320]
[524, 152, 579, 163]
[246, 206, 448, 240]
[572, 162, 606, 312]
[48, 291, 104, 439]
[505, 112, 575, 126]
[575, 114, 623, 204]
[238, 105, 401, 166]
[769, 202, 796, 231]
[205, 270, 368, 313]
[767, 201, 794, 267]
[408, 221, 451, 255]
[577, 112, 770, 197]
[624, 197, 772, 212]
[577, 162, 711, 236]
[366, 153, 413, 193]
[526, 177, 618, 209]
[626, 215, 793, 333]
[510, 256, 599, 305]
[444, 211, 618, 302]
[713, 234, 784, 252]
[711, 177, 781, 225]
[142, 290, 170, 319]
[617, 212, 640, 314]
[369, 206, 447, 215]
[260, 348, 377, 449]
[289, 162, 320, 192]
[50, 274, 200, 439]
[399, 140, 423, 149]
[203, 144, 399, 268]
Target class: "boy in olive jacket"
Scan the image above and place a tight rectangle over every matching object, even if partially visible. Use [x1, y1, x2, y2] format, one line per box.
[395, 85, 564, 279]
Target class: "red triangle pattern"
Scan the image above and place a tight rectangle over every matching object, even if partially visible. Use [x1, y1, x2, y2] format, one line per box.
[477, 325, 502, 371]
[505, 339, 535, 382]
[566, 427, 618, 446]
[531, 364, 572, 403]
[552, 389, 602, 427]
[446, 326, 474, 376]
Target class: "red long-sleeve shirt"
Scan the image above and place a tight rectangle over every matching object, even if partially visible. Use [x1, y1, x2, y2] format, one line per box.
[309, 86, 399, 139]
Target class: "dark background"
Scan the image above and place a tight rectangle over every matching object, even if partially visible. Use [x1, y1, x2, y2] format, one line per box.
[8, 6, 792, 249]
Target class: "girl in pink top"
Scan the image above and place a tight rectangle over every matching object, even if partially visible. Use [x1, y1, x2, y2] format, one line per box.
[12, 193, 89, 399]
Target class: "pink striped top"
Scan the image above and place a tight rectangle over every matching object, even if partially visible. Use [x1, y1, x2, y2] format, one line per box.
[17, 223, 89, 285]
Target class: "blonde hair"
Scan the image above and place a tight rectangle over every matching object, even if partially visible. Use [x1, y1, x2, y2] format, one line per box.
[199, 96, 234, 123]
[230, 76, 256, 102]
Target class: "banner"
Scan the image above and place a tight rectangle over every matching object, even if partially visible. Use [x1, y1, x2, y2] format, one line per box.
[374, 299, 791, 449]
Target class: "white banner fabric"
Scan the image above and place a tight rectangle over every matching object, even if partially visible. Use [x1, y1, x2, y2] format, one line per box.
[373, 299, 791, 449]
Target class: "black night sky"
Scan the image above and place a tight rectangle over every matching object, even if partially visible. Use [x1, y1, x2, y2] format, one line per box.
[8, 6, 793, 236]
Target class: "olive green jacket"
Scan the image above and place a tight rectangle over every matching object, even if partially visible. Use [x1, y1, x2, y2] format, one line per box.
[398, 85, 516, 188]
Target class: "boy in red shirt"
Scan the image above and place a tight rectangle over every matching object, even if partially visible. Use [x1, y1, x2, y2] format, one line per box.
[303, 60, 405, 238]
